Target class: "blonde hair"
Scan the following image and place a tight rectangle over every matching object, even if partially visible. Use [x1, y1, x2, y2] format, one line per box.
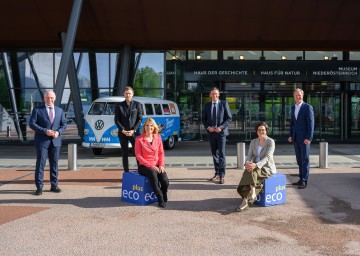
[293, 88, 304, 96]
[123, 86, 134, 93]
[210, 87, 220, 94]
[141, 118, 159, 134]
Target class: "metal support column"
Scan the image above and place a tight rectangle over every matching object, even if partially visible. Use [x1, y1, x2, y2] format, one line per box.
[1, 52, 23, 140]
[88, 52, 99, 101]
[54, 0, 83, 106]
[26, 53, 44, 100]
[60, 32, 84, 139]
[112, 53, 121, 96]
[114, 45, 131, 95]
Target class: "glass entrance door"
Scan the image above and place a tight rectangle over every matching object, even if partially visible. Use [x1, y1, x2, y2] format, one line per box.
[350, 93, 360, 139]
[264, 92, 294, 140]
[307, 92, 341, 141]
[227, 92, 261, 141]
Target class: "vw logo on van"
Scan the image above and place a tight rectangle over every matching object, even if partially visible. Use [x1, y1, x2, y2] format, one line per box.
[94, 120, 104, 130]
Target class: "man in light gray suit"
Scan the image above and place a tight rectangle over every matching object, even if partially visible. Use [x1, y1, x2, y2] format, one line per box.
[288, 88, 314, 189]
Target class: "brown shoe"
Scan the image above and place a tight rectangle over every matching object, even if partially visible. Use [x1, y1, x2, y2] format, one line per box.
[219, 178, 225, 184]
[209, 175, 220, 181]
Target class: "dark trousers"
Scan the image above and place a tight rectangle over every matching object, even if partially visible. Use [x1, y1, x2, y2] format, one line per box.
[138, 164, 169, 202]
[294, 141, 310, 182]
[209, 132, 227, 178]
[35, 142, 60, 189]
[119, 134, 136, 172]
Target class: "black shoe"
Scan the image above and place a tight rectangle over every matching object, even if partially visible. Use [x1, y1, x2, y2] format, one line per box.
[298, 181, 307, 189]
[158, 196, 166, 208]
[158, 202, 166, 208]
[35, 189, 42, 195]
[292, 180, 301, 186]
[50, 186, 61, 193]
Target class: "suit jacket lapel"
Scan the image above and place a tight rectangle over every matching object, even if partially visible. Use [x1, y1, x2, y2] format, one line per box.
[254, 138, 259, 149]
[217, 101, 221, 122]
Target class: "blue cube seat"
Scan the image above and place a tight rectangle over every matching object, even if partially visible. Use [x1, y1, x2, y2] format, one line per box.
[121, 171, 158, 206]
[254, 173, 286, 207]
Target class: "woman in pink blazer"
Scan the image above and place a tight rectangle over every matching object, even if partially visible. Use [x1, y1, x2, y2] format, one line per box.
[135, 118, 169, 208]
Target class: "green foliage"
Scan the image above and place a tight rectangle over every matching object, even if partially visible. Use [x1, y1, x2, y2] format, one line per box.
[133, 66, 161, 98]
[0, 74, 11, 109]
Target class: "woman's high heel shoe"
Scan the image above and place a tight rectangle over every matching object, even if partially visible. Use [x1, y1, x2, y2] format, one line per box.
[235, 200, 249, 212]
[248, 192, 257, 204]
[248, 186, 257, 204]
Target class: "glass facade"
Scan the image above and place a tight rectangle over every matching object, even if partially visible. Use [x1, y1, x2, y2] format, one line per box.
[1, 50, 360, 142]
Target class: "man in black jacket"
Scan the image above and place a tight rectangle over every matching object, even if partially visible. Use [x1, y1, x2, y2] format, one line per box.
[114, 86, 143, 172]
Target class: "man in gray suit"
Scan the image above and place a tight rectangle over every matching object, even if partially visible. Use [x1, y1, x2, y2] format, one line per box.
[288, 88, 314, 189]
[202, 87, 232, 184]
[29, 90, 67, 195]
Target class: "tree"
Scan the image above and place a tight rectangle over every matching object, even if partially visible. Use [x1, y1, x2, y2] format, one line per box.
[133, 66, 161, 98]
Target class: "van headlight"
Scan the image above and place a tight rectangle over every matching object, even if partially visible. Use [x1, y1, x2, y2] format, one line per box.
[84, 129, 89, 135]
[111, 129, 118, 137]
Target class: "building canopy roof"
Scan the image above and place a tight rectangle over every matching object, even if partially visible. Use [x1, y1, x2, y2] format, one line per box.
[1, 0, 360, 51]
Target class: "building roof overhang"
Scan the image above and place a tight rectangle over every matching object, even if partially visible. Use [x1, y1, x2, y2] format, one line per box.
[1, 0, 360, 51]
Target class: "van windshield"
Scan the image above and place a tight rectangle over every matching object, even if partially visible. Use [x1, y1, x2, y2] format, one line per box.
[88, 102, 116, 115]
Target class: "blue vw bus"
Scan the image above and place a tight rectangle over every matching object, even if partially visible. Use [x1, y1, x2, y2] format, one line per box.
[82, 96, 181, 155]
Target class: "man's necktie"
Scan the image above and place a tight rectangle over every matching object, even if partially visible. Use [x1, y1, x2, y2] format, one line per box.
[49, 107, 54, 123]
[212, 103, 217, 127]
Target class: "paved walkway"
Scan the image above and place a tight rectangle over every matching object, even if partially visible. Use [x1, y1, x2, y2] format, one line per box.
[0, 141, 359, 170]
[1, 142, 360, 255]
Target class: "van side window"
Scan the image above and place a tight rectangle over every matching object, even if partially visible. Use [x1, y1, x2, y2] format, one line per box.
[88, 102, 105, 115]
[162, 104, 170, 115]
[154, 104, 163, 115]
[104, 103, 116, 115]
[144, 104, 154, 115]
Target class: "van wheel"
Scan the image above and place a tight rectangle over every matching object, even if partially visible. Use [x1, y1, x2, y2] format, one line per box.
[164, 136, 175, 150]
[92, 148, 103, 155]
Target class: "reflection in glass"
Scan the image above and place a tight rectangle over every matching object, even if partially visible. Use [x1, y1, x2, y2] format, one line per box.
[223, 51, 261, 60]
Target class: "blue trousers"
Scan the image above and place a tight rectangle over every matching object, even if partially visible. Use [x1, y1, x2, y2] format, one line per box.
[209, 132, 227, 178]
[35, 142, 60, 189]
[294, 141, 310, 182]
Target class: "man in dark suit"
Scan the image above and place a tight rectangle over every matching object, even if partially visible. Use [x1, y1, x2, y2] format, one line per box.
[114, 86, 143, 172]
[288, 88, 314, 189]
[202, 87, 232, 184]
[29, 90, 67, 195]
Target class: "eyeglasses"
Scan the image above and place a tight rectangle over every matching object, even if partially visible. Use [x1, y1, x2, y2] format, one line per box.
[257, 129, 266, 132]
